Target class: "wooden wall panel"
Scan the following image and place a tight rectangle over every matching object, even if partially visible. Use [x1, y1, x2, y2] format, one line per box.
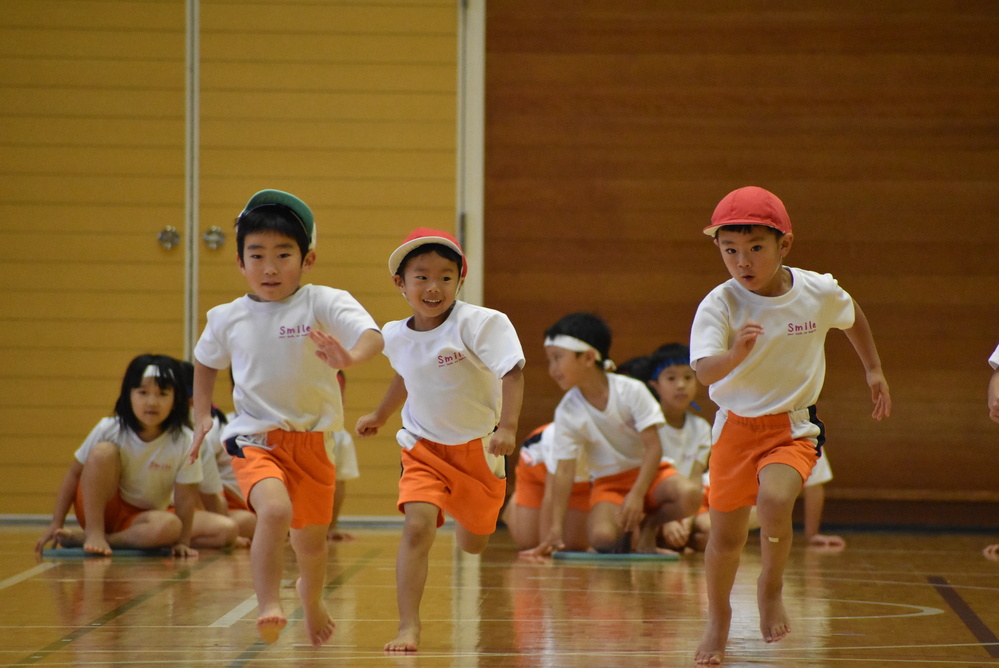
[484, 1, 999, 527]
[0, 0, 458, 517]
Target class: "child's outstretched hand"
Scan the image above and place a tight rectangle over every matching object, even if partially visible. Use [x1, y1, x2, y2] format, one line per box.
[733, 320, 764, 358]
[617, 490, 645, 533]
[867, 369, 891, 421]
[310, 329, 354, 369]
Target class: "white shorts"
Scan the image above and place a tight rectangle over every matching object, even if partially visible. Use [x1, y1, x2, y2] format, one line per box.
[804, 449, 833, 487]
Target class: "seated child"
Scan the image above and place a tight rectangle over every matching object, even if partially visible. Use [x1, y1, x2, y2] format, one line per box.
[35, 354, 238, 556]
[504, 423, 591, 552]
[527, 313, 702, 555]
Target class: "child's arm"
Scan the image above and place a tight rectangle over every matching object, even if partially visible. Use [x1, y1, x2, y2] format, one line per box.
[356, 372, 408, 437]
[989, 368, 999, 424]
[172, 483, 200, 557]
[34, 460, 84, 553]
[310, 328, 384, 370]
[693, 321, 764, 386]
[522, 459, 575, 556]
[189, 361, 220, 462]
[489, 365, 524, 456]
[619, 426, 663, 532]
[842, 300, 891, 420]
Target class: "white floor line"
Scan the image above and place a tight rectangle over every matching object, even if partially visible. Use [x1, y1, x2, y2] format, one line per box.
[0, 563, 58, 591]
[209, 595, 258, 628]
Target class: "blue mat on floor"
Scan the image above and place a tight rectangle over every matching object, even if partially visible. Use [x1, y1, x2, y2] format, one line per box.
[41, 547, 172, 558]
[552, 550, 679, 562]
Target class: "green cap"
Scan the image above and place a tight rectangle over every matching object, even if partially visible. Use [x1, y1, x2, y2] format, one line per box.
[241, 189, 316, 250]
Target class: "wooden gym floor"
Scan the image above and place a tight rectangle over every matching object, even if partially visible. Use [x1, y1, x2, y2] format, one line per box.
[0, 524, 997, 667]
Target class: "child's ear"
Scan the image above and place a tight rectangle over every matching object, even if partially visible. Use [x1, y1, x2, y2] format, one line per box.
[582, 349, 598, 367]
[779, 232, 794, 257]
[302, 250, 317, 271]
[392, 274, 405, 292]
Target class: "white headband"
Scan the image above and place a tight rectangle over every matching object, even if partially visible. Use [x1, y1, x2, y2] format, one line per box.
[544, 335, 616, 371]
[142, 364, 162, 379]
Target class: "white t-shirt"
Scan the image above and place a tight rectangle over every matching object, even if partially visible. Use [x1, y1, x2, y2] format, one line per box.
[195, 284, 379, 440]
[657, 412, 712, 479]
[383, 300, 525, 446]
[198, 417, 235, 498]
[331, 429, 360, 480]
[551, 373, 666, 479]
[520, 423, 589, 482]
[989, 342, 999, 370]
[75, 417, 203, 510]
[690, 267, 855, 416]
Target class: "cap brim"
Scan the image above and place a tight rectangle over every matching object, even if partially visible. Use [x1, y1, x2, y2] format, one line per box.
[388, 236, 466, 277]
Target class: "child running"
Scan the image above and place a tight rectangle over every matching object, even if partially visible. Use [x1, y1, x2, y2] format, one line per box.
[355, 227, 525, 652]
[527, 313, 702, 556]
[35, 354, 238, 557]
[190, 189, 383, 647]
[984, 341, 999, 561]
[690, 186, 891, 665]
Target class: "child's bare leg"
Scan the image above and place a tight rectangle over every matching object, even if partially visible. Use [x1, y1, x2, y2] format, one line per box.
[802, 484, 845, 549]
[503, 502, 541, 550]
[290, 524, 335, 647]
[190, 509, 239, 549]
[637, 475, 702, 553]
[327, 482, 354, 542]
[755, 464, 802, 644]
[696, 506, 751, 665]
[387, 502, 439, 652]
[562, 508, 591, 552]
[248, 479, 293, 643]
[587, 501, 627, 552]
[455, 524, 491, 555]
[78, 442, 122, 555]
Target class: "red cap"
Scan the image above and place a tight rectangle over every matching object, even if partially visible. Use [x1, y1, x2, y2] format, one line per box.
[388, 227, 467, 277]
[703, 186, 792, 237]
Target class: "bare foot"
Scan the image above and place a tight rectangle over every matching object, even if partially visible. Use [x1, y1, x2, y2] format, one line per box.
[256, 603, 287, 644]
[296, 578, 335, 647]
[694, 610, 730, 665]
[984, 544, 999, 561]
[807, 534, 845, 551]
[55, 528, 112, 556]
[327, 529, 356, 542]
[384, 624, 420, 652]
[757, 577, 790, 643]
[234, 536, 252, 549]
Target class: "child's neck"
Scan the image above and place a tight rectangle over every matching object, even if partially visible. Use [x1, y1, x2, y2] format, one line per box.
[136, 426, 165, 442]
[576, 371, 610, 411]
[661, 405, 687, 429]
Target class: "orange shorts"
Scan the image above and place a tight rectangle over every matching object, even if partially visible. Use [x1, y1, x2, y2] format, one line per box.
[514, 458, 591, 512]
[590, 461, 678, 512]
[74, 486, 150, 532]
[708, 410, 819, 512]
[399, 436, 507, 536]
[223, 487, 250, 512]
[231, 430, 336, 530]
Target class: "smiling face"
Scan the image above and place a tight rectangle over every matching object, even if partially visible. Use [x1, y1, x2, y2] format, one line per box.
[238, 230, 315, 302]
[394, 249, 461, 331]
[715, 226, 793, 297]
[129, 377, 176, 440]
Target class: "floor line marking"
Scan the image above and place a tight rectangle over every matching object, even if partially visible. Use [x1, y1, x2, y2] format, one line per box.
[929, 574, 999, 658]
[0, 563, 58, 591]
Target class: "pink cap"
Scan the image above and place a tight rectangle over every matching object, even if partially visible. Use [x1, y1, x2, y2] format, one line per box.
[703, 186, 792, 237]
[388, 227, 467, 277]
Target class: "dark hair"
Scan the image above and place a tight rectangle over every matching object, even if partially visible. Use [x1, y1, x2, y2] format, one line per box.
[616, 354, 660, 401]
[544, 312, 612, 364]
[716, 224, 784, 239]
[178, 360, 228, 425]
[395, 243, 463, 278]
[115, 354, 190, 435]
[235, 204, 311, 262]
[650, 343, 691, 380]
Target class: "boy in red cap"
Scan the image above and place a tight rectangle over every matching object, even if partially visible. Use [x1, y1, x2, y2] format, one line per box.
[690, 186, 891, 665]
[356, 227, 525, 652]
[190, 189, 384, 647]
